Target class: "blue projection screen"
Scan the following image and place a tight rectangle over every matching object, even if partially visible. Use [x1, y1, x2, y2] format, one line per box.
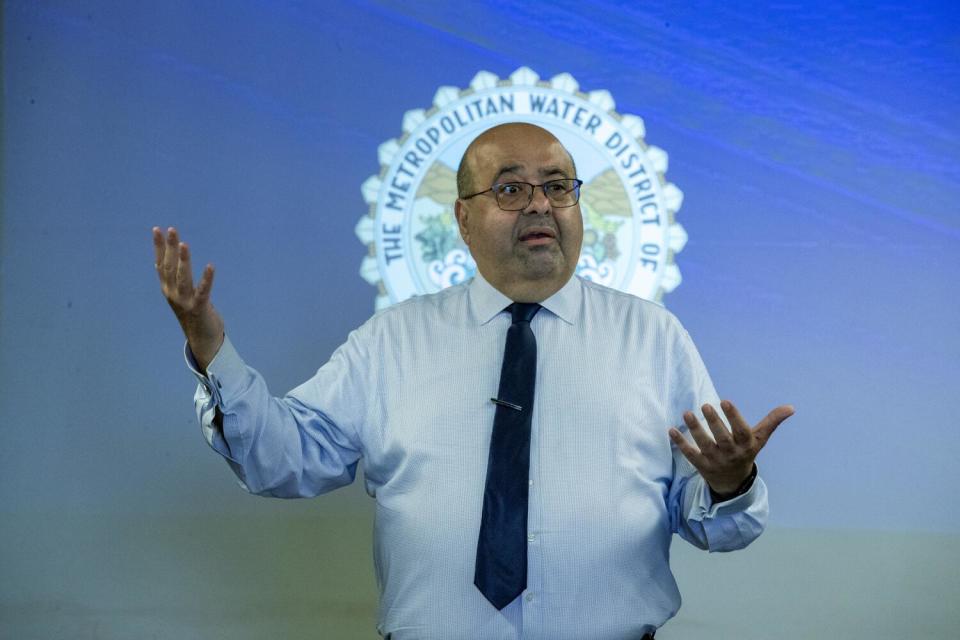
[2, 1, 958, 638]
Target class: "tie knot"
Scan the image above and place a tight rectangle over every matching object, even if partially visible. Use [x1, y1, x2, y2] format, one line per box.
[510, 302, 541, 324]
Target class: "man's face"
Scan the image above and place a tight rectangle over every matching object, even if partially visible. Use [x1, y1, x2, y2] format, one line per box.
[455, 125, 583, 301]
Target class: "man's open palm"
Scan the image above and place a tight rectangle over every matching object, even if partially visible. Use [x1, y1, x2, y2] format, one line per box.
[669, 400, 794, 496]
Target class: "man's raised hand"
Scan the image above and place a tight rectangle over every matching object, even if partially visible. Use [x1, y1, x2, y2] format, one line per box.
[668, 400, 794, 498]
[152, 226, 225, 370]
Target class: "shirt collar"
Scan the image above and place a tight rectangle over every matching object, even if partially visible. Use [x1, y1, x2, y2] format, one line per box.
[468, 271, 581, 326]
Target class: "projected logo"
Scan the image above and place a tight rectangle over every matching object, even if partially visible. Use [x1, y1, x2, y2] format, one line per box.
[357, 67, 687, 310]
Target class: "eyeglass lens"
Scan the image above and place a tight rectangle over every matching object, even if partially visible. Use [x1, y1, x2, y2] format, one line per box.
[495, 179, 580, 210]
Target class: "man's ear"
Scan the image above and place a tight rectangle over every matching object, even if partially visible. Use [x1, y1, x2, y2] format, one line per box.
[454, 199, 470, 245]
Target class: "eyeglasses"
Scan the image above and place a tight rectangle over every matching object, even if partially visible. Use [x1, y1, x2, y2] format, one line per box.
[461, 178, 583, 212]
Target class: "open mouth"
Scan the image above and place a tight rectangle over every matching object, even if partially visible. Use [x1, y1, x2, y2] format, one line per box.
[519, 228, 557, 244]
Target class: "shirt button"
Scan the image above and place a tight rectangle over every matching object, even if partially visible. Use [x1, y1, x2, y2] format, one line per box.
[525, 592, 535, 602]
[527, 533, 536, 542]
[528, 479, 534, 487]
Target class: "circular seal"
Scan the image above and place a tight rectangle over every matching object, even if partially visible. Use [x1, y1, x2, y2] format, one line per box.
[357, 67, 687, 310]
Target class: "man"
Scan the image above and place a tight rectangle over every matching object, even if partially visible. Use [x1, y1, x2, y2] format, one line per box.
[153, 123, 793, 639]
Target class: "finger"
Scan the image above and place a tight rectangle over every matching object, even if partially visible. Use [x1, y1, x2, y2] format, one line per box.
[162, 227, 180, 281]
[702, 403, 734, 449]
[195, 263, 215, 302]
[669, 428, 707, 468]
[752, 404, 796, 448]
[683, 411, 715, 453]
[152, 227, 165, 275]
[176, 242, 195, 296]
[721, 400, 753, 445]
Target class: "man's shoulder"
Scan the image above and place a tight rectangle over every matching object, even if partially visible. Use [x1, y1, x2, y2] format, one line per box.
[576, 278, 701, 363]
[357, 280, 471, 330]
[577, 276, 681, 326]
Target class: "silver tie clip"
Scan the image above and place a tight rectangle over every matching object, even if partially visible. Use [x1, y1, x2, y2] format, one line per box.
[490, 397, 523, 411]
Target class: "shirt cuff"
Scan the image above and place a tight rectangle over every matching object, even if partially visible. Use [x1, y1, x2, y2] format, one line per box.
[702, 467, 764, 517]
[708, 463, 758, 504]
[183, 335, 244, 407]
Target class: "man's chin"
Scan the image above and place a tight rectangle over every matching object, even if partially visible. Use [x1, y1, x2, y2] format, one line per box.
[517, 254, 570, 281]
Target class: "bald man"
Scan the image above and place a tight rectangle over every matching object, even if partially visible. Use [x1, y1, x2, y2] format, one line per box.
[154, 123, 792, 639]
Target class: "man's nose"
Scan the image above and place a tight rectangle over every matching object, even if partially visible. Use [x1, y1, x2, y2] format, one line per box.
[522, 186, 552, 215]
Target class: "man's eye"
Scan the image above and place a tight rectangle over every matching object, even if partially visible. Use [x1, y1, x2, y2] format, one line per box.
[498, 184, 522, 195]
[545, 182, 567, 194]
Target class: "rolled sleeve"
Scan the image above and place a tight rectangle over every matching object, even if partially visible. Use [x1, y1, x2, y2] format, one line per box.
[683, 470, 768, 552]
[185, 337, 245, 461]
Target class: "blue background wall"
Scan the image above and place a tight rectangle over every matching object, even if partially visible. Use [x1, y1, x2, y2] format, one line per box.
[2, 1, 958, 637]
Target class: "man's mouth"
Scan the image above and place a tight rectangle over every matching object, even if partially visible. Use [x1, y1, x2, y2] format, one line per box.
[519, 228, 557, 246]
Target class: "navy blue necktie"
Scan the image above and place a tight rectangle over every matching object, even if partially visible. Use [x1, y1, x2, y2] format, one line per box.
[475, 302, 541, 610]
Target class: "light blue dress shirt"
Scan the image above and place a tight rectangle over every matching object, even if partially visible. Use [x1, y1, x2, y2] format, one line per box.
[189, 273, 767, 640]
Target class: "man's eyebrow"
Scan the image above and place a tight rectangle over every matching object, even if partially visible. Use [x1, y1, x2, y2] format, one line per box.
[539, 165, 569, 178]
[491, 164, 523, 184]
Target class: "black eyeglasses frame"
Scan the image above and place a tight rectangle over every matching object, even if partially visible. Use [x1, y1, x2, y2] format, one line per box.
[461, 178, 584, 212]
